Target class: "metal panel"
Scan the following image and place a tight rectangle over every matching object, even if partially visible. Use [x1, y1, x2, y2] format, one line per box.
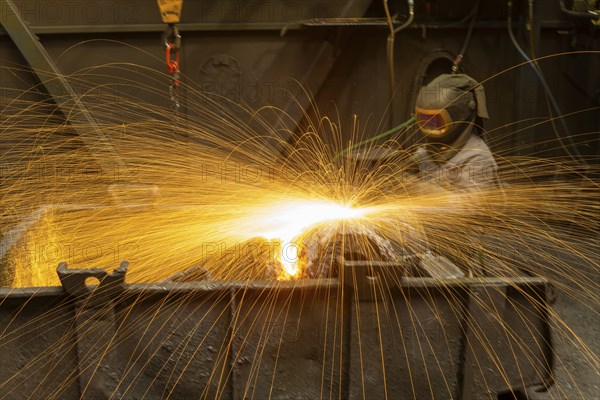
[0, 264, 553, 399]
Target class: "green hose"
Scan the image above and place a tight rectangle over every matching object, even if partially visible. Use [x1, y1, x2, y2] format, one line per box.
[334, 116, 416, 160]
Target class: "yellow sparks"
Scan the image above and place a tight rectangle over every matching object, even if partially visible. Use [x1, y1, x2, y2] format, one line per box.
[258, 201, 369, 278]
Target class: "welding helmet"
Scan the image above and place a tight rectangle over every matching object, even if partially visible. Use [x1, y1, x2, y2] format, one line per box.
[415, 74, 488, 145]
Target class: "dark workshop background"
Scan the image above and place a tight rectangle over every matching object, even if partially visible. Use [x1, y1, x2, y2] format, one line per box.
[1, 0, 599, 161]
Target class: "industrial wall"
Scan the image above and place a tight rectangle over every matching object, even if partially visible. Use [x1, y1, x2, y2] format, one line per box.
[1, 0, 598, 160]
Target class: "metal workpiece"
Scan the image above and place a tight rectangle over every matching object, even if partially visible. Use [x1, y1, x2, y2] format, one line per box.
[0, 261, 553, 399]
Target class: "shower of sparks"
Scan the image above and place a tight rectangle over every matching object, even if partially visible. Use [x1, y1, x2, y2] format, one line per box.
[0, 57, 598, 399]
[255, 201, 370, 278]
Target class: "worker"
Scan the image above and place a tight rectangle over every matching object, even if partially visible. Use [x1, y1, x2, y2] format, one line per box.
[414, 73, 499, 192]
[412, 73, 500, 276]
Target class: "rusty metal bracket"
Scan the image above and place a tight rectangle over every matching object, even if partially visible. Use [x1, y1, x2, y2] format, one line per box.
[57, 262, 128, 399]
[57, 261, 128, 306]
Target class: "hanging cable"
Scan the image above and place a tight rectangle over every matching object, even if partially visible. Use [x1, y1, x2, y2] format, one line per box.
[383, 0, 397, 99]
[452, 0, 480, 73]
[383, 0, 415, 129]
[394, 0, 415, 33]
[384, 0, 415, 88]
[526, 0, 568, 163]
[507, 1, 585, 164]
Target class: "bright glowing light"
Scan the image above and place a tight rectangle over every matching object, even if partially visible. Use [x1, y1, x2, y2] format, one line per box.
[258, 201, 369, 278]
[260, 202, 367, 241]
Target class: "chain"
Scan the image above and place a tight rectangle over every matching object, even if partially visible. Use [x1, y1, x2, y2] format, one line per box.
[162, 24, 181, 122]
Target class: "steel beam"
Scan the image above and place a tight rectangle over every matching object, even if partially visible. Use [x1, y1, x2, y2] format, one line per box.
[0, 21, 576, 36]
[0, 0, 125, 174]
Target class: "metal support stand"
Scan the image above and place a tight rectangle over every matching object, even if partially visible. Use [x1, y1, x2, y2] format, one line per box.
[57, 262, 128, 399]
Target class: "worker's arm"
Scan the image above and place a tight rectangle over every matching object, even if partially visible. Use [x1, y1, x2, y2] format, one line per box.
[411, 149, 500, 213]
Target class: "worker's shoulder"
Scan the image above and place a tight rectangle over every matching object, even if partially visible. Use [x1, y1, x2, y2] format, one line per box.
[451, 135, 497, 167]
[461, 134, 493, 156]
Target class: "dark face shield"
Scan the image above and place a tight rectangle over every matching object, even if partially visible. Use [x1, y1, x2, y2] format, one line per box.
[415, 107, 453, 137]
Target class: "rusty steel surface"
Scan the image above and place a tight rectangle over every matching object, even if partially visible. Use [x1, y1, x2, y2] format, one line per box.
[0, 263, 553, 399]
